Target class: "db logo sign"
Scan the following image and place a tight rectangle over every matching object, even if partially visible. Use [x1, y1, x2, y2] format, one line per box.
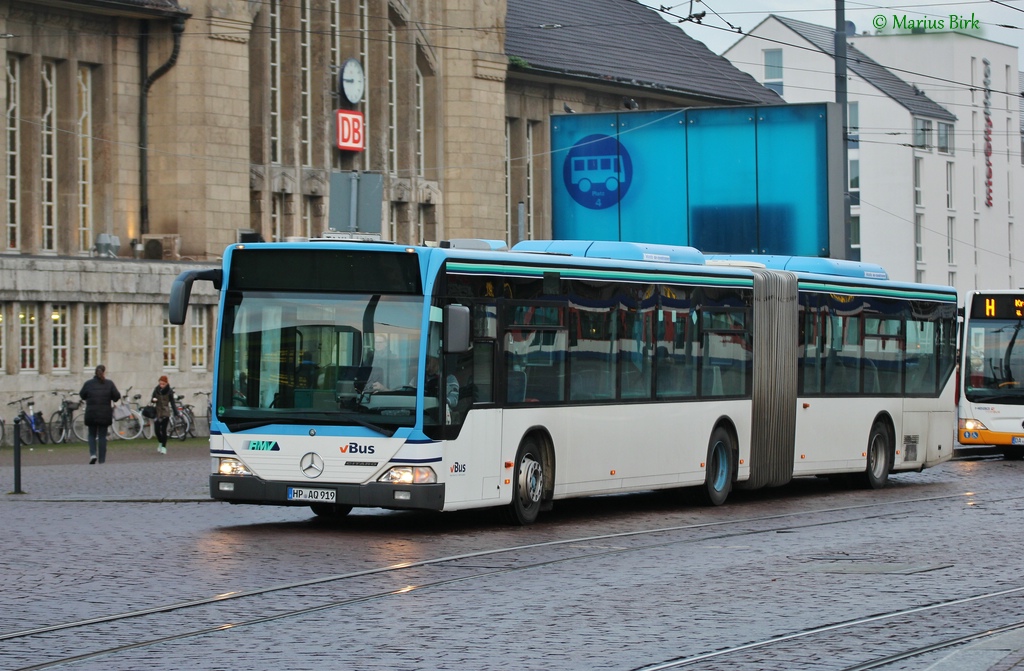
[336, 109, 365, 152]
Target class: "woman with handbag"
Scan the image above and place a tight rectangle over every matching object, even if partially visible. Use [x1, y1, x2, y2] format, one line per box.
[150, 375, 176, 454]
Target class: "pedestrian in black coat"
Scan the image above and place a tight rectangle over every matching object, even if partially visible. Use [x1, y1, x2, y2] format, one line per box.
[79, 364, 121, 464]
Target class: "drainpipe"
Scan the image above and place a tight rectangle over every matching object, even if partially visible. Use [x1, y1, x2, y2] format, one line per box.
[140, 17, 186, 237]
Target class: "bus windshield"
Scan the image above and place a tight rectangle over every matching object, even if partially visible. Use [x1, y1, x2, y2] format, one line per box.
[217, 291, 426, 431]
[964, 318, 1024, 404]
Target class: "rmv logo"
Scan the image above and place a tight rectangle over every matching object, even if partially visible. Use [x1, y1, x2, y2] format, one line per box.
[247, 440, 280, 451]
[562, 134, 632, 210]
[340, 442, 375, 455]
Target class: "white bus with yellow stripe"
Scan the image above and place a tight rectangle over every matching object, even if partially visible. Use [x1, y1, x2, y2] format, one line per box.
[958, 290, 1024, 458]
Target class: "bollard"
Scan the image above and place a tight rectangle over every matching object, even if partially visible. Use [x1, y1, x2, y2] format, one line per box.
[10, 416, 23, 495]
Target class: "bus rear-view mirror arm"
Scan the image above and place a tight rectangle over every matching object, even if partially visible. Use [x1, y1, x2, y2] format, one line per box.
[169, 268, 222, 325]
[444, 304, 470, 354]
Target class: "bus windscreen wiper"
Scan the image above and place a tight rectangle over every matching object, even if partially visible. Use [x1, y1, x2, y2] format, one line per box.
[224, 413, 397, 437]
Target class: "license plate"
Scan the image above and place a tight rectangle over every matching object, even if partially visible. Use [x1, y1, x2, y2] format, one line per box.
[1013, 437, 1024, 445]
[287, 487, 336, 502]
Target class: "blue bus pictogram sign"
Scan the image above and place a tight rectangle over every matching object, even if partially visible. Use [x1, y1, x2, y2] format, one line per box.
[562, 134, 632, 210]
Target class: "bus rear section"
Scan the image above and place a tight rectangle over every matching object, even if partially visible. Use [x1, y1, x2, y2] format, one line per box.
[958, 290, 1024, 458]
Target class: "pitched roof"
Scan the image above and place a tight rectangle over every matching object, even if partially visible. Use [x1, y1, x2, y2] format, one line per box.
[505, 0, 781, 106]
[771, 15, 956, 121]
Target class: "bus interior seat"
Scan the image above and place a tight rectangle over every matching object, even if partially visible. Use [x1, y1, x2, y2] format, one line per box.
[702, 366, 723, 396]
[905, 356, 935, 393]
[319, 365, 338, 390]
[294, 389, 337, 409]
[621, 366, 651, 398]
[524, 365, 563, 402]
[508, 369, 527, 403]
[656, 356, 694, 396]
[825, 355, 858, 393]
[571, 363, 613, 400]
[864, 361, 880, 393]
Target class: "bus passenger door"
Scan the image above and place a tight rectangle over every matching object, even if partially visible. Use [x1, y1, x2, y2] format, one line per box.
[439, 306, 503, 505]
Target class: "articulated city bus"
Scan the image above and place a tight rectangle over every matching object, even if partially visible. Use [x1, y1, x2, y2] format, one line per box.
[169, 236, 958, 525]
[957, 290, 1024, 458]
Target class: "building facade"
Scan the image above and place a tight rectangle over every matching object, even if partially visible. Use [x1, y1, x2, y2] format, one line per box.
[724, 16, 1024, 292]
[0, 0, 774, 415]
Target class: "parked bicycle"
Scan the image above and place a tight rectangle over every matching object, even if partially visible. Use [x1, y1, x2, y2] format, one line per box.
[72, 399, 114, 443]
[171, 394, 192, 439]
[177, 394, 198, 438]
[8, 396, 48, 445]
[111, 386, 144, 440]
[195, 390, 212, 434]
[48, 391, 81, 444]
[72, 388, 141, 442]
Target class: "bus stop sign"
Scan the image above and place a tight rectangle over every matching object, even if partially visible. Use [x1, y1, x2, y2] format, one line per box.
[562, 134, 632, 210]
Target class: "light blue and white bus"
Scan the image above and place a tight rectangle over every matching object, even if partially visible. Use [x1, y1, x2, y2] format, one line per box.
[169, 236, 958, 524]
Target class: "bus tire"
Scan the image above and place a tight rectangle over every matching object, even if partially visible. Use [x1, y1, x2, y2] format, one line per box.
[700, 427, 734, 506]
[1003, 447, 1024, 460]
[861, 420, 892, 489]
[310, 503, 353, 519]
[503, 436, 545, 526]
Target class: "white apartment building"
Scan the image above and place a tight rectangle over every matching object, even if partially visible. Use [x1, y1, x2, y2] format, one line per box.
[724, 16, 1024, 293]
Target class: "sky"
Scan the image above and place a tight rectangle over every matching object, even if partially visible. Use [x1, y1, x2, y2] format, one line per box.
[640, 0, 1024, 67]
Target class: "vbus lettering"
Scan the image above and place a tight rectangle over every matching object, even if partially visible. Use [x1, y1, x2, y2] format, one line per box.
[340, 442, 375, 455]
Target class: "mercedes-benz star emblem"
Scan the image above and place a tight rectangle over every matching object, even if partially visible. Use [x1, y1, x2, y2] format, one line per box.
[299, 452, 325, 479]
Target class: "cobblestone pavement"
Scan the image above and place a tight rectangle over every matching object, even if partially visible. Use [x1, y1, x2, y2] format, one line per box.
[3, 445, 1024, 670]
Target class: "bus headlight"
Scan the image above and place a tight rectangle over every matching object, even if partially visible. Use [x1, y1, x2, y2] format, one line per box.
[959, 418, 989, 431]
[378, 466, 437, 484]
[218, 458, 252, 476]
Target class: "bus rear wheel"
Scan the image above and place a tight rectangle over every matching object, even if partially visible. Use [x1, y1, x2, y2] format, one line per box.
[700, 427, 734, 506]
[503, 437, 545, 525]
[860, 420, 892, 489]
[310, 503, 353, 519]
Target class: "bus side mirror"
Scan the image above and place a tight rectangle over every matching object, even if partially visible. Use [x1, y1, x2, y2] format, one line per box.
[444, 304, 471, 354]
[169, 268, 222, 325]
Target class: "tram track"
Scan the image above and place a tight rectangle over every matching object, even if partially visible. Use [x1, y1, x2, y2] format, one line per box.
[632, 587, 1024, 670]
[0, 491, 1011, 670]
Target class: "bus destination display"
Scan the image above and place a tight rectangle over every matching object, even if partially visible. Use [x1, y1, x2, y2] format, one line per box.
[970, 294, 1024, 319]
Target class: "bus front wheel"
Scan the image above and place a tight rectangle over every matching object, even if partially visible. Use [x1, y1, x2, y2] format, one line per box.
[861, 420, 892, 489]
[700, 427, 734, 506]
[503, 437, 544, 525]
